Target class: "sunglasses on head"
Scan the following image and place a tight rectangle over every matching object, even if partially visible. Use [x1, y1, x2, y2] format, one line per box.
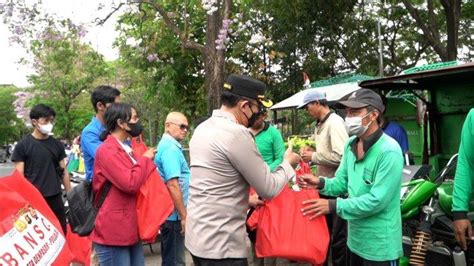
[170, 122, 189, 131]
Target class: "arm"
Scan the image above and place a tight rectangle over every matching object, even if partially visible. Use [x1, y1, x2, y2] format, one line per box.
[96, 148, 155, 194]
[452, 110, 474, 218]
[166, 179, 187, 220]
[335, 151, 403, 220]
[15, 162, 24, 176]
[159, 148, 187, 220]
[268, 127, 285, 171]
[81, 130, 102, 159]
[60, 159, 72, 192]
[320, 145, 349, 197]
[399, 127, 409, 154]
[227, 129, 294, 199]
[11, 142, 25, 176]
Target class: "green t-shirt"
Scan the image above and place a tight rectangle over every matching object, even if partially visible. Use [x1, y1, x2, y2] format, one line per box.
[321, 131, 403, 261]
[255, 123, 285, 171]
[452, 109, 474, 218]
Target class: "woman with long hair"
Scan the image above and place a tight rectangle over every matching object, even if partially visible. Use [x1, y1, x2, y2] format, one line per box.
[91, 103, 156, 265]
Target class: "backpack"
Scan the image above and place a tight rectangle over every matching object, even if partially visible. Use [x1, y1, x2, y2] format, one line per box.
[66, 180, 111, 236]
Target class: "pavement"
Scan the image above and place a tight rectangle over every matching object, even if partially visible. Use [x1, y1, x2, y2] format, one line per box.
[0, 161, 14, 177]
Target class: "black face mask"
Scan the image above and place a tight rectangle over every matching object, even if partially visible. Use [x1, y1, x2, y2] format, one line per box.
[126, 122, 143, 137]
[244, 104, 260, 128]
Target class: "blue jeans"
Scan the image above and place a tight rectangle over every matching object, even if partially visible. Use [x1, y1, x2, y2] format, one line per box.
[161, 220, 185, 266]
[93, 242, 145, 266]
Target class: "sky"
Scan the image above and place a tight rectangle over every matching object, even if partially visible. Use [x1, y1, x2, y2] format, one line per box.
[0, 0, 123, 87]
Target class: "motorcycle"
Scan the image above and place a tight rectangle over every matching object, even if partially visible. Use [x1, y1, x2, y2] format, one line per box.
[399, 154, 474, 266]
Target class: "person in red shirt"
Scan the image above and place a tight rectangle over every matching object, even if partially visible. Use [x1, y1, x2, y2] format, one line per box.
[91, 103, 156, 265]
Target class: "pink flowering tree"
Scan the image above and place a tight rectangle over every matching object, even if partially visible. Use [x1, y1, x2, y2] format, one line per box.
[1, 0, 107, 140]
[12, 91, 34, 126]
[101, 0, 232, 113]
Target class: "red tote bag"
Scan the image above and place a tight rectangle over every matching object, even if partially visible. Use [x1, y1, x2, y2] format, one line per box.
[295, 161, 312, 178]
[247, 186, 329, 265]
[66, 224, 92, 265]
[131, 135, 174, 243]
[0, 171, 73, 266]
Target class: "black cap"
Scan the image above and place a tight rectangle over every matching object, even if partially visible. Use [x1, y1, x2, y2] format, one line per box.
[337, 89, 385, 112]
[223, 74, 273, 108]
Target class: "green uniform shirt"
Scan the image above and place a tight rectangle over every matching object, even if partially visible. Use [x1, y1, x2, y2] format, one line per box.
[321, 130, 403, 261]
[452, 109, 474, 219]
[255, 123, 285, 171]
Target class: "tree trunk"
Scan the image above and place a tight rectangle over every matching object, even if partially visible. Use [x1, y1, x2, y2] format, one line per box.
[203, 51, 225, 114]
[203, 0, 231, 114]
[402, 0, 461, 62]
[142, 0, 232, 114]
[442, 0, 461, 61]
[64, 104, 71, 141]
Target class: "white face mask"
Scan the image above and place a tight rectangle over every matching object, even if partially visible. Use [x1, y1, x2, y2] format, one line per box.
[38, 123, 54, 135]
[344, 112, 373, 137]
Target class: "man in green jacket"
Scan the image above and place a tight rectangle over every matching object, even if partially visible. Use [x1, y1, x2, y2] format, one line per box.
[452, 108, 474, 251]
[300, 89, 403, 265]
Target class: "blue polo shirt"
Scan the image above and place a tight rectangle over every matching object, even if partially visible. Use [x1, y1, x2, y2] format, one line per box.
[81, 116, 105, 181]
[383, 121, 409, 154]
[155, 133, 190, 221]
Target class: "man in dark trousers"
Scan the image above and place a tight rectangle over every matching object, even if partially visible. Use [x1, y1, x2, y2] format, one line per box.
[12, 104, 71, 234]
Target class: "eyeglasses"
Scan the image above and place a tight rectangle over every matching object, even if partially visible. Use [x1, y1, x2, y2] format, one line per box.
[169, 122, 189, 131]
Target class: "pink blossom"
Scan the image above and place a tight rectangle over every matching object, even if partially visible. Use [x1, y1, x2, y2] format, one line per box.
[147, 53, 158, 62]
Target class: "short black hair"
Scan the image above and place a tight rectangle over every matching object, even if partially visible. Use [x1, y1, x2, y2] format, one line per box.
[220, 91, 242, 108]
[91, 85, 121, 113]
[29, 104, 56, 120]
[100, 103, 134, 141]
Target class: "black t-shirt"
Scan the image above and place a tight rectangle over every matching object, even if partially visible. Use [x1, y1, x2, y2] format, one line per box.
[11, 134, 66, 197]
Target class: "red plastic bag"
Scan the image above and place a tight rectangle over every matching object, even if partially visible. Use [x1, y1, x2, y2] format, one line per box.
[247, 186, 329, 265]
[296, 161, 312, 178]
[131, 135, 148, 157]
[0, 171, 73, 266]
[66, 224, 92, 265]
[131, 135, 174, 243]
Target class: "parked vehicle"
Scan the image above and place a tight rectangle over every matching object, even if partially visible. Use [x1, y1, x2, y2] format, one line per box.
[400, 154, 473, 266]
[0, 148, 7, 163]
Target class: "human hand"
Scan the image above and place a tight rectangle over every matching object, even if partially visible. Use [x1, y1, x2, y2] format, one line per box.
[454, 219, 472, 250]
[180, 218, 186, 235]
[301, 198, 330, 219]
[284, 142, 301, 168]
[249, 193, 264, 207]
[298, 173, 320, 189]
[143, 148, 157, 160]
